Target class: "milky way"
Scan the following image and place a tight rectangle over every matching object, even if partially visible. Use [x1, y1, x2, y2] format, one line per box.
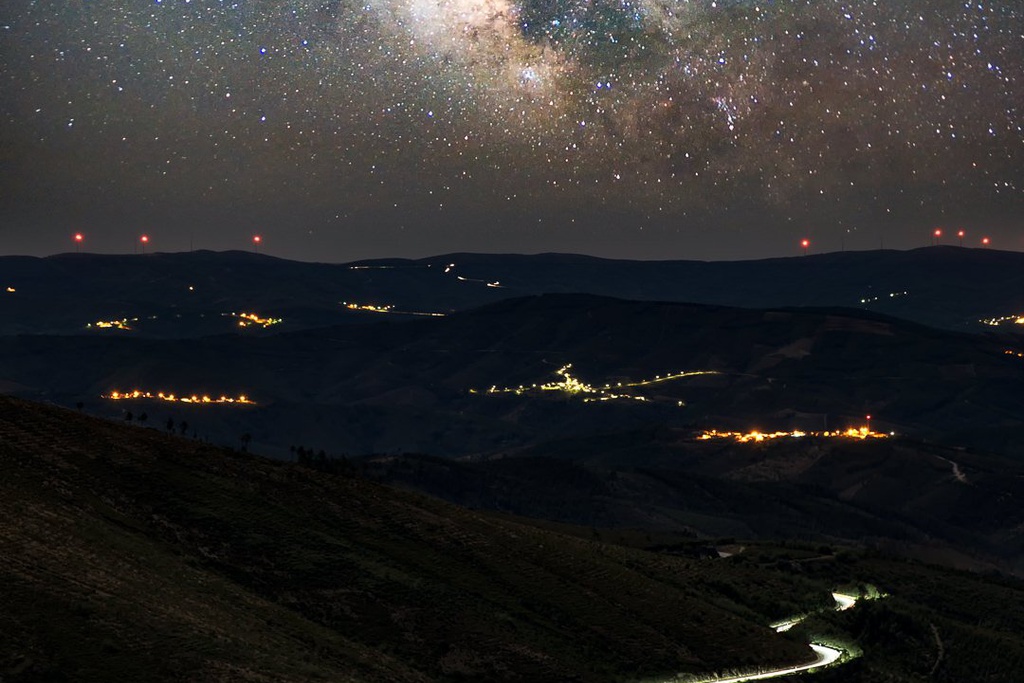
[2, 0, 1022, 258]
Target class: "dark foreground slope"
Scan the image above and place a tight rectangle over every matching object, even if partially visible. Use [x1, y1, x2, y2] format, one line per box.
[4, 397, 1024, 682]
[0, 395, 815, 682]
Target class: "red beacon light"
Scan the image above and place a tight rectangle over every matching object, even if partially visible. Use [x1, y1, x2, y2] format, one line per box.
[982, 236, 991, 247]
[253, 234, 262, 253]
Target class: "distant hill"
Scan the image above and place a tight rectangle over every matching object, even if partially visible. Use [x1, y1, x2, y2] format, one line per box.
[1, 294, 1022, 460]
[3, 395, 1024, 682]
[2, 247, 1024, 335]
[362, 432, 1024, 576]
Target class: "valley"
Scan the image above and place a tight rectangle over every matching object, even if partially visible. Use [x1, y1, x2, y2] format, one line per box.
[2, 248, 1024, 681]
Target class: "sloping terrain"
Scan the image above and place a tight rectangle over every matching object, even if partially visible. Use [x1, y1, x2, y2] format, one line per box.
[0, 395, 815, 682]
[3, 247, 1024, 336]
[3, 396, 1024, 682]
[1, 294, 1022, 460]
[363, 433, 1024, 575]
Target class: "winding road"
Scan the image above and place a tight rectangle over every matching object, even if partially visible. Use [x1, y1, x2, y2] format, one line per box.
[693, 643, 843, 683]
[661, 592, 865, 683]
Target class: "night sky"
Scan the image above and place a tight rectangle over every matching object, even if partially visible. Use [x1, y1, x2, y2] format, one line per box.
[2, 0, 1022, 260]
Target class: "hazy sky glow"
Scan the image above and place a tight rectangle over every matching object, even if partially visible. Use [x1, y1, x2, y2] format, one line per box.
[2, 0, 1022, 260]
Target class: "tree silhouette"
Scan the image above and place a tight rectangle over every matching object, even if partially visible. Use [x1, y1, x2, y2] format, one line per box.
[239, 433, 252, 452]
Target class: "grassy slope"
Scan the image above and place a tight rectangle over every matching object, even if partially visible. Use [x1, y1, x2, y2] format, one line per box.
[3, 397, 1024, 682]
[1, 395, 819, 682]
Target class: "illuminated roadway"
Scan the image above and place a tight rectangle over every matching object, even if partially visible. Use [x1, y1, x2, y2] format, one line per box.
[656, 592, 864, 683]
[691, 643, 843, 683]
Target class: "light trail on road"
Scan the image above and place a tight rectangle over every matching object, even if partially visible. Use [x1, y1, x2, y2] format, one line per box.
[692, 643, 843, 683]
[832, 592, 857, 611]
[656, 590, 878, 683]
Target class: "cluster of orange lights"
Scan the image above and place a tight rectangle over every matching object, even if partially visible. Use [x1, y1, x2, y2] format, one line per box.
[342, 302, 446, 317]
[230, 312, 282, 328]
[699, 426, 890, 442]
[87, 318, 135, 330]
[344, 302, 394, 314]
[472, 364, 719, 405]
[105, 390, 254, 405]
[982, 315, 1024, 327]
[1006, 350, 1024, 359]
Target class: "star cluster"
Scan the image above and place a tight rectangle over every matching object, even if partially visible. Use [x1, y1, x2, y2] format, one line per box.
[2, 0, 1022, 258]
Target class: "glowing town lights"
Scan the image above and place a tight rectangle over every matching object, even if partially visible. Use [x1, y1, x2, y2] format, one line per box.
[980, 314, 1024, 327]
[229, 312, 282, 328]
[87, 318, 135, 330]
[5, 287, 15, 293]
[345, 302, 394, 314]
[698, 426, 889, 442]
[342, 302, 446, 317]
[1006, 350, 1024, 359]
[105, 390, 254, 405]
[472, 364, 720, 403]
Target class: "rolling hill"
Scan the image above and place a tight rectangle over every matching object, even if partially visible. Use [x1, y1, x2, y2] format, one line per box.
[2, 247, 1024, 336]
[1, 293, 1022, 460]
[3, 395, 1024, 682]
